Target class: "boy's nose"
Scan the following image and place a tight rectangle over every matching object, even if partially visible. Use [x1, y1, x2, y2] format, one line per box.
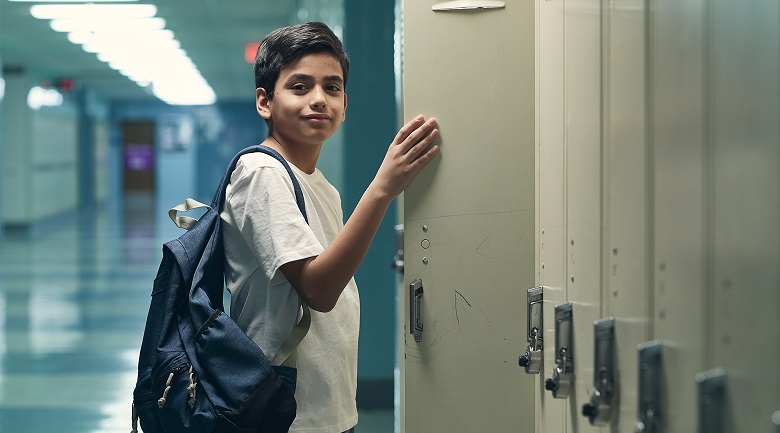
[309, 86, 327, 108]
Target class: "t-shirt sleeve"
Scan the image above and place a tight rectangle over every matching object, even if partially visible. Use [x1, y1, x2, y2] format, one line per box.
[224, 163, 323, 285]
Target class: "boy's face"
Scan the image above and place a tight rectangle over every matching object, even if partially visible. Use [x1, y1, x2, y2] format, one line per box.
[256, 52, 347, 148]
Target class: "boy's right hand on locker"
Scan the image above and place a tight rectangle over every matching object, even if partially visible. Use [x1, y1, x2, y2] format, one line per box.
[370, 115, 440, 201]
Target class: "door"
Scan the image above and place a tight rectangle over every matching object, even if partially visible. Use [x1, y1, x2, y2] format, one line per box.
[121, 120, 156, 239]
[122, 121, 155, 193]
[401, 1, 536, 431]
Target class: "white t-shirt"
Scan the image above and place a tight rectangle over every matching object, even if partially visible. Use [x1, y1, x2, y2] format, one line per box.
[220, 152, 359, 433]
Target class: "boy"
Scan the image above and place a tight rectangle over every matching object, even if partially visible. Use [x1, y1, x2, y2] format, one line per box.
[220, 22, 440, 432]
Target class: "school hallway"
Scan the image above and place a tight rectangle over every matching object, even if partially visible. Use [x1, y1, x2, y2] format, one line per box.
[0, 194, 394, 433]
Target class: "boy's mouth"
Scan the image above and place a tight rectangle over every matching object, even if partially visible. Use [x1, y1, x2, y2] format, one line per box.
[303, 114, 330, 120]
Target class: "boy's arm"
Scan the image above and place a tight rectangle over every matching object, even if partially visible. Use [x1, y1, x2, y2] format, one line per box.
[281, 115, 440, 312]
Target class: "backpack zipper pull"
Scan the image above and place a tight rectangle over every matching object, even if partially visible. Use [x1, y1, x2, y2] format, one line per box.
[158, 372, 175, 408]
[131, 402, 138, 433]
[187, 365, 198, 409]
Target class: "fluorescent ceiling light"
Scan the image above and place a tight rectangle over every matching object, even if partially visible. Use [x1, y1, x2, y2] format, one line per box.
[51, 17, 165, 32]
[31, 4, 156, 19]
[67, 31, 94, 44]
[12, 0, 138, 2]
[31, 3, 215, 105]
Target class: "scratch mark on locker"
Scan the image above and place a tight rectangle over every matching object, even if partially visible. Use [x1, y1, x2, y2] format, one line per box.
[475, 236, 513, 263]
[455, 290, 472, 307]
[455, 290, 494, 327]
[454, 290, 471, 327]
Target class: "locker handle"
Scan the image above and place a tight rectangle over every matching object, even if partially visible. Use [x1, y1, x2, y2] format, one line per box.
[545, 302, 574, 398]
[432, 1, 505, 12]
[518, 287, 544, 374]
[696, 368, 726, 433]
[582, 317, 617, 426]
[409, 279, 424, 342]
[636, 341, 663, 433]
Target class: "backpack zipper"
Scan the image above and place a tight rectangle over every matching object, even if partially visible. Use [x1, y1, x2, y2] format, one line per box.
[131, 363, 192, 431]
[152, 363, 189, 389]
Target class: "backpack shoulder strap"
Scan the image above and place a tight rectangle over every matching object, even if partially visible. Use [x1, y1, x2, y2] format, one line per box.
[168, 145, 309, 229]
[220, 145, 312, 365]
[273, 303, 312, 365]
[169, 145, 312, 365]
[211, 145, 308, 224]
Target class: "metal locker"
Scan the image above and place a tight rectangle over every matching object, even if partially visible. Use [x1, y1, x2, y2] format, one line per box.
[649, 1, 709, 431]
[537, 0, 605, 431]
[401, 0, 536, 431]
[536, 0, 568, 431]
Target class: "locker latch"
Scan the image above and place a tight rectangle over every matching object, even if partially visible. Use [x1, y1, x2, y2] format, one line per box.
[545, 302, 574, 398]
[582, 317, 617, 426]
[635, 341, 663, 433]
[409, 279, 424, 342]
[518, 286, 544, 374]
[696, 368, 726, 433]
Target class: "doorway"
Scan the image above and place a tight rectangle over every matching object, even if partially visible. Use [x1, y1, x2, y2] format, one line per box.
[121, 121, 156, 241]
[122, 121, 155, 193]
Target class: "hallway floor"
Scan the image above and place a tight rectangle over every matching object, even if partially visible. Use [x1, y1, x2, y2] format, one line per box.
[0, 197, 393, 432]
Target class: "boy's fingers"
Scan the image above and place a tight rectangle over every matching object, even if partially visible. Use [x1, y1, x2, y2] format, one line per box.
[405, 126, 439, 160]
[394, 116, 426, 145]
[411, 144, 440, 170]
[399, 119, 438, 154]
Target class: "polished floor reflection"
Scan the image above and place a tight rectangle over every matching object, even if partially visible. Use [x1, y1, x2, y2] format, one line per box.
[0, 196, 392, 433]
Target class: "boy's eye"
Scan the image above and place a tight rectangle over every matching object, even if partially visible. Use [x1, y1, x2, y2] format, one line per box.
[291, 84, 309, 92]
[287, 83, 342, 94]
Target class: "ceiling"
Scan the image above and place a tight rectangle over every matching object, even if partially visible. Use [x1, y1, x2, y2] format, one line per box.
[0, 0, 321, 102]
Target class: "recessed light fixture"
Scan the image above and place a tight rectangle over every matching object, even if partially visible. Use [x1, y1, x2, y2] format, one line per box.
[28, 86, 64, 110]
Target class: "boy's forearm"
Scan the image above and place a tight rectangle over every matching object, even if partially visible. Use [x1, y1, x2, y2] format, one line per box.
[281, 115, 439, 312]
[282, 183, 393, 312]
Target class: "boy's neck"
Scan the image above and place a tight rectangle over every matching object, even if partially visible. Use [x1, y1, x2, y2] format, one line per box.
[263, 135, 321, 174]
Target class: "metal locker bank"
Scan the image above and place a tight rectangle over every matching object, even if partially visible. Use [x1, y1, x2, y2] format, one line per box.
[400, 0, 779, 432]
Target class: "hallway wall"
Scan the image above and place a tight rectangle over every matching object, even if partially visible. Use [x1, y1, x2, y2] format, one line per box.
[0, 67, 82, 234]
[343, 0, 400, 409]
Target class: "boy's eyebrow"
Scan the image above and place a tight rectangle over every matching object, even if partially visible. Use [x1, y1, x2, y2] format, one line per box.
[324, 75, 345, 84]
[284, 73, 344, 84]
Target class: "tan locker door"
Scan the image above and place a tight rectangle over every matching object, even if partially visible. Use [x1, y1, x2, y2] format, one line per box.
[402, 1, 536, 431]
[604, 1, 652, 432]
[651, 1, 708, 431]
[536, 0, 567, 430]
[561, 0, 605, 432]
[705, 0, 780, 430]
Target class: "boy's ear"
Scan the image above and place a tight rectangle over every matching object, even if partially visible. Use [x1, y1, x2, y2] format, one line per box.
[256, 88, 272, 119]
[342, 93, 348, 120]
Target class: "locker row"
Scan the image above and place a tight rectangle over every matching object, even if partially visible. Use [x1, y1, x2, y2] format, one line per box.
[518, 287, 737, 433]
[400, 0, 778, 431]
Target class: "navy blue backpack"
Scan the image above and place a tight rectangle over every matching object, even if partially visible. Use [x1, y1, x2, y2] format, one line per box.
[132, 145, 310, 433]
